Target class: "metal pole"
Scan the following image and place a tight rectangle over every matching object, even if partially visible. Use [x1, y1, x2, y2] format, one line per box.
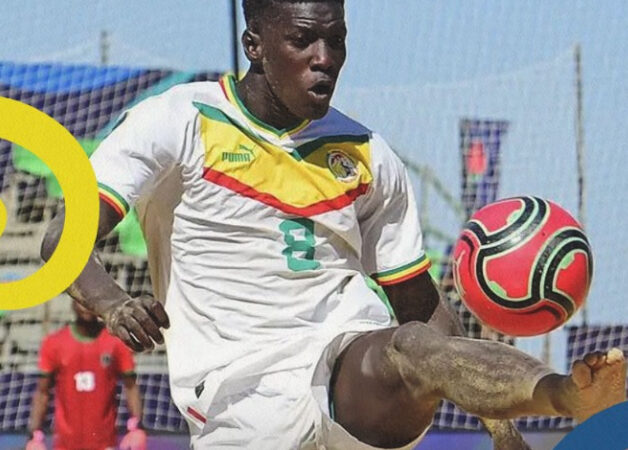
[541, 334, 551, 365]
[100, 30, 109, 66]
[542, 44, 588, 367]
[574, 43, 587, 325]
[230, 0, 240, 78]
[43, 302, 50, 336]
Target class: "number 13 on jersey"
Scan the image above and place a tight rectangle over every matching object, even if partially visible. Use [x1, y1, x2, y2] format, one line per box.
[280, 218, 321, 272]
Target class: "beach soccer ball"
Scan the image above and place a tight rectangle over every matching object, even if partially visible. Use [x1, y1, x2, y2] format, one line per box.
[452, 196, 593, 336]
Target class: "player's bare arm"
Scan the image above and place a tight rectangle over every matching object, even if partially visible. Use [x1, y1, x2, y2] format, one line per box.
[41, 199, 169, 351]
[383, 271, 440, 325]
[120, 374, 148, 449]
[122, 374, 143, 421]
[27, 374, 52, 437]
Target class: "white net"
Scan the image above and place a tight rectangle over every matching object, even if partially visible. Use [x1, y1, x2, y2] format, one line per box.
[336, 49, 578, 346]
[334, 45, 627, 429]
[336, 48, 578, 261]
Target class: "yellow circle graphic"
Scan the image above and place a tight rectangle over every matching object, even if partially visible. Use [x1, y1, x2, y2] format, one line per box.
[0, 97, 99, 310]
[0, 200, 6, 238]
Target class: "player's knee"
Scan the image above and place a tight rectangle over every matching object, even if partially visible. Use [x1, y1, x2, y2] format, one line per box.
[387, 322, 449, 389]
[391, 321, 447, 357]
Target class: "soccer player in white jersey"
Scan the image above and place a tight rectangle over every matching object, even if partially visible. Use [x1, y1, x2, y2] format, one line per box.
[41, 0, 626, 448]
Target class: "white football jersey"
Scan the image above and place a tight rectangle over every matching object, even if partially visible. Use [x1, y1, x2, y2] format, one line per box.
[90, 75, 430, 428]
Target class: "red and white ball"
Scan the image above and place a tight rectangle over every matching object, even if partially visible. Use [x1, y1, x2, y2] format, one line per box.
[452, 196, 593, 336]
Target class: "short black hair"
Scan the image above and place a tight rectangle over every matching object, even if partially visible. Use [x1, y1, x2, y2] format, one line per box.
[242, 0, 344, 25]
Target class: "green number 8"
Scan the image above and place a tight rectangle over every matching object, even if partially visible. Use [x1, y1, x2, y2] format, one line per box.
[279, 218, 321, 272]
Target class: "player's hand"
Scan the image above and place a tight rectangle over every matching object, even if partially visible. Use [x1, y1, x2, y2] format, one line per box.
[120, 417, 147, 450]
[25, 430, 47, 450]
[102, 295, 170, 352]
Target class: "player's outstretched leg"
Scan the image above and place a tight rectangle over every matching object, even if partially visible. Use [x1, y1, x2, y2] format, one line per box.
[332, 322, 626, 447]
[332, 327, 441, 448]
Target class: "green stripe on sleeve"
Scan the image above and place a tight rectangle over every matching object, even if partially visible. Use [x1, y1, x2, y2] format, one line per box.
[98, 183, 130, 214]
[375, 254, 428, 278]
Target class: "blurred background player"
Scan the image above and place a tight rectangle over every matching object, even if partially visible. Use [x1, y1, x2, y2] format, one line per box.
[25, 300, 146, 450]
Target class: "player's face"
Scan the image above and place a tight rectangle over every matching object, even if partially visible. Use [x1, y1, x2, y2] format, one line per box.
[259, 1, 346, 119]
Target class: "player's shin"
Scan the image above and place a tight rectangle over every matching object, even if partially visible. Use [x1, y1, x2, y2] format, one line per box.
[390, 322, 558, 419]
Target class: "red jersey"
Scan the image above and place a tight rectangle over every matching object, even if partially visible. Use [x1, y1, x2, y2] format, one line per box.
[38, 324, 135, 450]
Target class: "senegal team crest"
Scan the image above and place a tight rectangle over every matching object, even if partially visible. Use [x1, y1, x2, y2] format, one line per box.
[327, 150, 358, 182]
[100, 353, 112, 368]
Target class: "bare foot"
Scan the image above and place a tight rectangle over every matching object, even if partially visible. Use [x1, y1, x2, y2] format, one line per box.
[568, 348, 626, 422]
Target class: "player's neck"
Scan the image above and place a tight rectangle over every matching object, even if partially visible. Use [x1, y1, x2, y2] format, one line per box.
[235, 72, 303, 132]
[72, 321, 104, 340]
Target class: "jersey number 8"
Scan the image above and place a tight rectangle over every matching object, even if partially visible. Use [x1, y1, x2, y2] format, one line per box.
[280, 219, 321, 272]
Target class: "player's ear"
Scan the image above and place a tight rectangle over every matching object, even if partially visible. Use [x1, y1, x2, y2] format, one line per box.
[242, 25, 263, 64]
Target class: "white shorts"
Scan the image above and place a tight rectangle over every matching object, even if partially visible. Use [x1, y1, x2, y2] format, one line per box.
[189, 330, 428, 450]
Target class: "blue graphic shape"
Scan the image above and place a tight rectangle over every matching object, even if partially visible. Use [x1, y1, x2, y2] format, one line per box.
[555, 401, 628, 449]
[0, 62, 143, 93]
